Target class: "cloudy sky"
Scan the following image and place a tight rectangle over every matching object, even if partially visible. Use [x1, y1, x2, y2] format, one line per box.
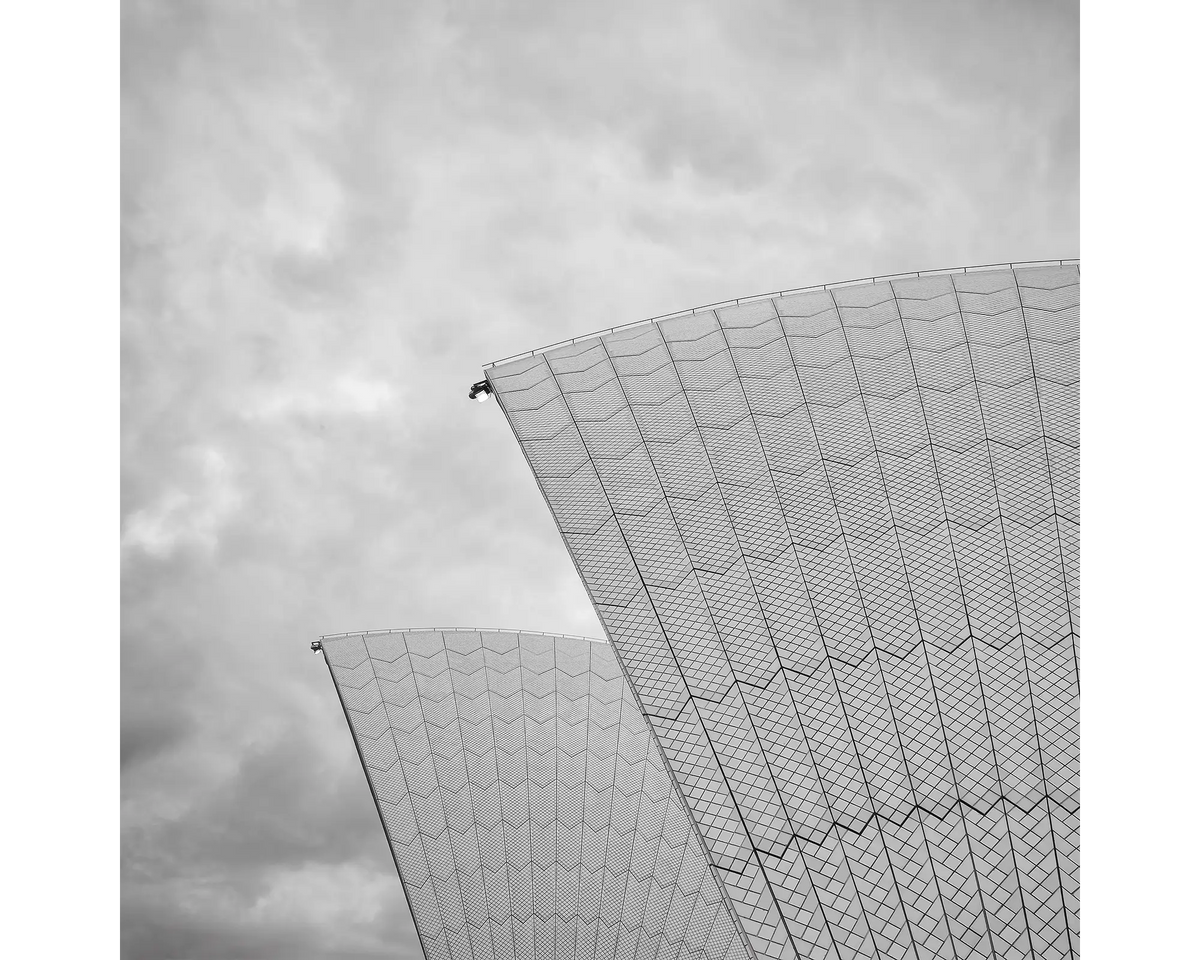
[120, 2, 1077, 957]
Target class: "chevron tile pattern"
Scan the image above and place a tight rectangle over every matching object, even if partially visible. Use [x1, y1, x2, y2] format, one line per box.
[488, 265, 1080, 960]
[320, 628, 754, 960]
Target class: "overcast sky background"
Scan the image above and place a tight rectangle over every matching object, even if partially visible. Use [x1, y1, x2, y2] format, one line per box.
[120, 2, 1078, 957]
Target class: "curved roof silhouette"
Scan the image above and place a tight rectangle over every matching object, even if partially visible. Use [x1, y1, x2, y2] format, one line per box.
[319, 628, 754, 960]
[489, 264, 1080, 960]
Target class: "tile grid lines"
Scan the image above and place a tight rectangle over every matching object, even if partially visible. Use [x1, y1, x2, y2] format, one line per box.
[442, 632, 506, 960]
[946, 278, 1051, 960]
[882, 272, 1077, 955]
[631, 763, 676, 960]
[609, 694, 655, 958]
[487, 265, 1078, 960]
[656, 678, 736, 960]
[571, 642, 612, 959]
[927, 554, 1036, 960]
[1017, 653, 1077, 947]
[517, 631, 537, 959]
[482, 266, 1084, 955]
[624, 292, 1065, 945]
[489, 380, 763, 960]
[775, 305, 953, 959]
[317, 643, 437, 960]
[477, 630, 523, 960]
[1010, 283, 1079, 671]
[542, 350, 795, 960]
[653, 790, 697, 960]
[485, 260, 1080, 371]
[718, 304, 948, 946]
[571, 643, 590, 960]
[1009, 279, 1080, 960]
[635, 680, 742, 960]
[489, 321, 1080, 950]
[845, 281, 1033, 954]
[584, 640, 618, 959]
[593, 334, 818, 960]
[551, 636, 562, 958]
[648, 324, 892, 959]
[401, 636, 486, 960]
[600, 662, 676, 955]
[786, 292, 962, 957]
[973, 277, 1077, 960]
[321, 629, 764, 960]
[623, 675, 710, 960]
[883, 278, 1008, 960]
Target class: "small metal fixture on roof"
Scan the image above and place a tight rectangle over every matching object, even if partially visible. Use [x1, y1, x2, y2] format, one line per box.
[468, 379, 493, 402]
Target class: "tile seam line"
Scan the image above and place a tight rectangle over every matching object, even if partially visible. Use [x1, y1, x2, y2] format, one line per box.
[884, 277, 1009, 959]
[477, 626, 522, 960]
[396, 637, 480, 955]
[1010, 276, 1080, 960]
[948, 277, 1045, 959]
[440, 632, 506, 960]
[584, 652, 624, 960]
[318, 626, 609, 644]
[485, 259, 1080, 368]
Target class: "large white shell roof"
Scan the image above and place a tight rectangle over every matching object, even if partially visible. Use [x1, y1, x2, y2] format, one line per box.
[490, 264, 1080, 960]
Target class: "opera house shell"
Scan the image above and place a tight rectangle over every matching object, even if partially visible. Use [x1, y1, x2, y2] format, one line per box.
[317, 628, 754, 960]
[487, 262, 1079, 960]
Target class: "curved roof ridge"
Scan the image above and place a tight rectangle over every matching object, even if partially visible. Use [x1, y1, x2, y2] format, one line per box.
[317, 625, 609, 644]
[486, 256, 1080, 368]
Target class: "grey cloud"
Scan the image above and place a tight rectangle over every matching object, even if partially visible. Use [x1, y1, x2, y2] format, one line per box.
[412, 3, 786, 189]
[633, 103, 772, 189]
[123, 880, 418, 960]
[125, 727, 384, 878]
[121, 640, 199, 769]
[121, 710, 195, 771]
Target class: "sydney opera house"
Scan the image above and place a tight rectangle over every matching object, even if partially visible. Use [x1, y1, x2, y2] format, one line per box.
[317, 261, 1079, 960]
